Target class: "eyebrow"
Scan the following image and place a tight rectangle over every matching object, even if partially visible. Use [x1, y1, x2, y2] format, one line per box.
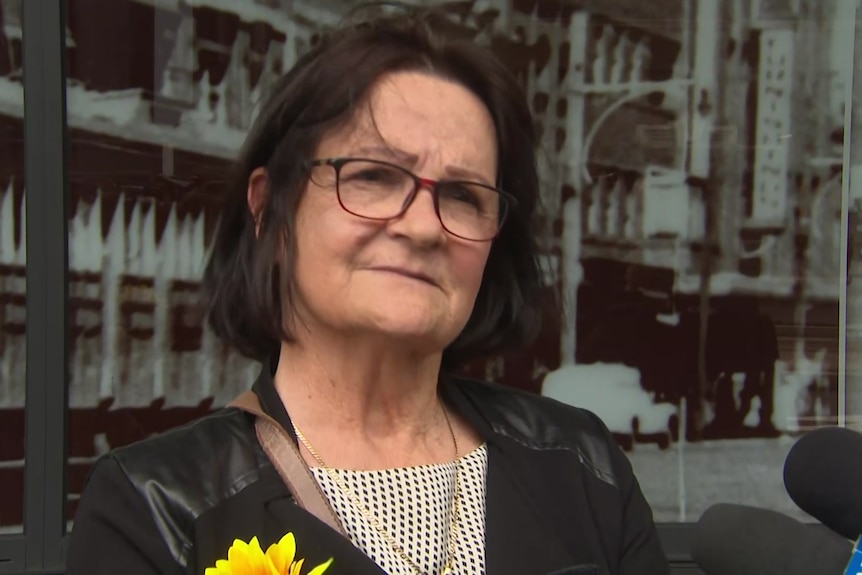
[351, 145, 495, 186]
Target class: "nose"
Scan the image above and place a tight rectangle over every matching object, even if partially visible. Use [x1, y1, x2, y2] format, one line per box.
[386, 184, 446, 243]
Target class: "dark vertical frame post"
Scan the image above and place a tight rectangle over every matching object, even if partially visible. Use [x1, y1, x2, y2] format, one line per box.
[21, 0, 69, 570]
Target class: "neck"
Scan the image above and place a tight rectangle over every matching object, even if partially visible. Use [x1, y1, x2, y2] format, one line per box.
[273, 333, 445, 441]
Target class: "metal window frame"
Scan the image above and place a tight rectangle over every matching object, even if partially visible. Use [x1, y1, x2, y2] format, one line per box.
[0, 0, 69, 573]
[0, 536, 24, 574]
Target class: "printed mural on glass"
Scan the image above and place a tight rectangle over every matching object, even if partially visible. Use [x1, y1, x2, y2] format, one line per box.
[0, 0, 855, 527]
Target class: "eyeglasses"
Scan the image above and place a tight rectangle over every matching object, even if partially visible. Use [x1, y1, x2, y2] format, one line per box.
[306, 157, 515, 242]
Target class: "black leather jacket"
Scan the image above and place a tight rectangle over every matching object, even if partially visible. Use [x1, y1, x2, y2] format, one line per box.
[67, 367, 670, 575]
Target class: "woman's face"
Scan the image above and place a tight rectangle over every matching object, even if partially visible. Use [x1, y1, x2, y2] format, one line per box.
[290, 70, 497, 351]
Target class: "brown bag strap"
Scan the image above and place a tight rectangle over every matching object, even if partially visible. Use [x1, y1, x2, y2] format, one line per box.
[228, 391, 345, 535]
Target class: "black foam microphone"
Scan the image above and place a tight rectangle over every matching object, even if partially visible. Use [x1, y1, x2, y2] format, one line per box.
[783, 425, 862, 541]
[692, 503, 860, 575]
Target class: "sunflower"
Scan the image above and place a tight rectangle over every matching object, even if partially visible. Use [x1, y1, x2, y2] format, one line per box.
[205, 533, 334, 575]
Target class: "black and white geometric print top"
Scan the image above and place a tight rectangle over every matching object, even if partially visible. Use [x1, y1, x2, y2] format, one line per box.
[309, 444, 488, 575]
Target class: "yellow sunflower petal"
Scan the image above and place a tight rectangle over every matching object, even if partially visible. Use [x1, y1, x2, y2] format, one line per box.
[225, 538, 249, 571]
[205, 557, 236, 575]
[252, 537, 282, 575]
[227, 536, 276, 573]
[307, 558, 334, 575]
[208, 534, 329, 575]
[290, 558, 305, 575]
[266, 532, 297, 573]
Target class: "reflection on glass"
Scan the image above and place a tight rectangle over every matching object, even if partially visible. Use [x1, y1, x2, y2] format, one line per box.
[0, 0, 25, 534]
[60, 0, 856, 527]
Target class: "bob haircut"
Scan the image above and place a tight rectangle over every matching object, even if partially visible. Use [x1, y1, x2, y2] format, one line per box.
[201, 5, 550, 369]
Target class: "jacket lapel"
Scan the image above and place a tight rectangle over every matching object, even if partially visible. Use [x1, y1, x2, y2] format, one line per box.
[483, 437, 608, 575]
[444, 378, 609, 575]
[259, 469, 388, 575]
[191, 464, 385, 574]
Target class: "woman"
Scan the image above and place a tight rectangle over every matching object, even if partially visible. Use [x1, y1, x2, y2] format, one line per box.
[67, 7, 669, 575]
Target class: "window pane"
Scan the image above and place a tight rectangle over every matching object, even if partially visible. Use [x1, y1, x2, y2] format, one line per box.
[458, 0, 853, 523]
[0, 0, 25, 534]
[63, 0, 327, 526]
[60, 0, 857, 536]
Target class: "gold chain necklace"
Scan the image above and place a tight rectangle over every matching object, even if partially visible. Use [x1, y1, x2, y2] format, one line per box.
[293, 406, 461, 575]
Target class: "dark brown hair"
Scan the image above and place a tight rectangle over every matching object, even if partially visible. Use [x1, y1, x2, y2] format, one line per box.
[201, 5, 549, 369]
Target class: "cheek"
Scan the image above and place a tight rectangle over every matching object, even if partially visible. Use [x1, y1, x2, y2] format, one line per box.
[293, 203, 336, 293]
[294, 207, 375, 287]
[452, 247, 491, 302]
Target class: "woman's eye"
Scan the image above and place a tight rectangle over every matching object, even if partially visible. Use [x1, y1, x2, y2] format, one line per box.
[347, 168, 400, 184]
[445, 185, 480, 206]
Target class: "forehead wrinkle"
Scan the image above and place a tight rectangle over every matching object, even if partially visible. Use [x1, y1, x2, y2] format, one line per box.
[319, 72, 497, 179]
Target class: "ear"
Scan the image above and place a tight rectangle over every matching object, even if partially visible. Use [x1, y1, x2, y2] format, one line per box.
[247, 167, 270, 238]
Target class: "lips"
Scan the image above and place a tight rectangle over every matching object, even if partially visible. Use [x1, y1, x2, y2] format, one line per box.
[369, 266, 437, 286]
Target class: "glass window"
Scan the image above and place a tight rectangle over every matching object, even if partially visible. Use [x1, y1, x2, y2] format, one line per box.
[0, 0, 25, 535]
[62, 0, 337, 525]
[459, 0, 854, 524]
[60, 0, 857, 535]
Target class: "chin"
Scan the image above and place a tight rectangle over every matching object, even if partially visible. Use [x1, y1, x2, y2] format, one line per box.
[360, 306, 459, 345]
[371, 315, 445, 339]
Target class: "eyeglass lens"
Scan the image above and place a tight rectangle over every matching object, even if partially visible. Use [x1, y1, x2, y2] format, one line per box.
[333, 159, 505, 240]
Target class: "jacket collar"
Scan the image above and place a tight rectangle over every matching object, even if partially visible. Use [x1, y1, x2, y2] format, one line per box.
[252, 352, 297, 444]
